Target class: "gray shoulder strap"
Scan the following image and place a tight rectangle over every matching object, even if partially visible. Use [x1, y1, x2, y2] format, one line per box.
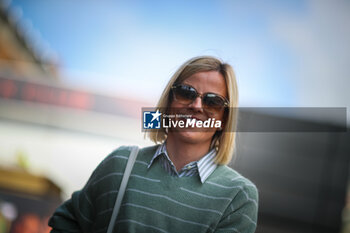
[107, 146, 139, 233]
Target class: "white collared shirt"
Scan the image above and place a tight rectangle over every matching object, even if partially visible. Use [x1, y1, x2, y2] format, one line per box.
[147, 143, 218, 183]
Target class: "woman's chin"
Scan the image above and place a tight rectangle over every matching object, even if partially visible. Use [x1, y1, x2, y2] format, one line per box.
[170, 128, 214, 144]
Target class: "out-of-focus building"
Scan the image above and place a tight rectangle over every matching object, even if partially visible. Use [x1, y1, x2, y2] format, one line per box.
[0, 1, 150, 193]
[0, 4, 62, 232]
[0, 3, 151, 232]
[0, 2, 59, 81]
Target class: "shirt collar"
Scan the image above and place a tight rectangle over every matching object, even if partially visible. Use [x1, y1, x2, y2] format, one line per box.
[148, 143, 217, 183]
[148, 143, 167, 168]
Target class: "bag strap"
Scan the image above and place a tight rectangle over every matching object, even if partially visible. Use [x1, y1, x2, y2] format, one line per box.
[107, 146, 139, 233]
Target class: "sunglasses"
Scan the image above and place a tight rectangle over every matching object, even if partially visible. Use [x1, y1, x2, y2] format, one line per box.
[171, 84, 229, 113]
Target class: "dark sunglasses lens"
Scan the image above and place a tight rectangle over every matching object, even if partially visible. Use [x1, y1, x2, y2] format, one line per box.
[173, 85, 197, 103]
[203, 94, 226, 109]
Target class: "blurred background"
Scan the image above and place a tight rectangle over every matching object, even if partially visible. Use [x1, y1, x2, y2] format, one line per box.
[0, 0, 349, 232]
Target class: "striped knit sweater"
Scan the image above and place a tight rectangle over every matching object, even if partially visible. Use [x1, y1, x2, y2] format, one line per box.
[49, 145, 258, 233]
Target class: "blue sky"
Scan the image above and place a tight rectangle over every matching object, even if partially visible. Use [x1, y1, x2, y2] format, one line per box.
[8, 0, 350, 117]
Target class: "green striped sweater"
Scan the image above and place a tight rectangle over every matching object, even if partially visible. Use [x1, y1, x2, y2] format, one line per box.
[49, 145, 258, 233]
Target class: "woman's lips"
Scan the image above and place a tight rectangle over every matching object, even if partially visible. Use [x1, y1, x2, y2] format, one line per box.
[190, 116, 205, 122]
[180, 115, 206, 122]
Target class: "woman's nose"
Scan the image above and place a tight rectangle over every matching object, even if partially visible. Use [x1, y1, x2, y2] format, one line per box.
[189, 96, 203, 109]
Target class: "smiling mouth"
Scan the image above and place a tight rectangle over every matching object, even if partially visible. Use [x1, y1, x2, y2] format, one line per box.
[169, 108, 210, 124]
[179, 115, 205, 122]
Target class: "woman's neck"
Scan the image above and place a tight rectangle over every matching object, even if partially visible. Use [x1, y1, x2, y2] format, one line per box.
[165, 134, 211, 172]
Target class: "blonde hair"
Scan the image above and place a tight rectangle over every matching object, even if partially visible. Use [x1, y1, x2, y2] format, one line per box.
[147, 56, 239, 165]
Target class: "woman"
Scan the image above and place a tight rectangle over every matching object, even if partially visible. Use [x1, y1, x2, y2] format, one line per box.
[49, 56, 258, 233]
